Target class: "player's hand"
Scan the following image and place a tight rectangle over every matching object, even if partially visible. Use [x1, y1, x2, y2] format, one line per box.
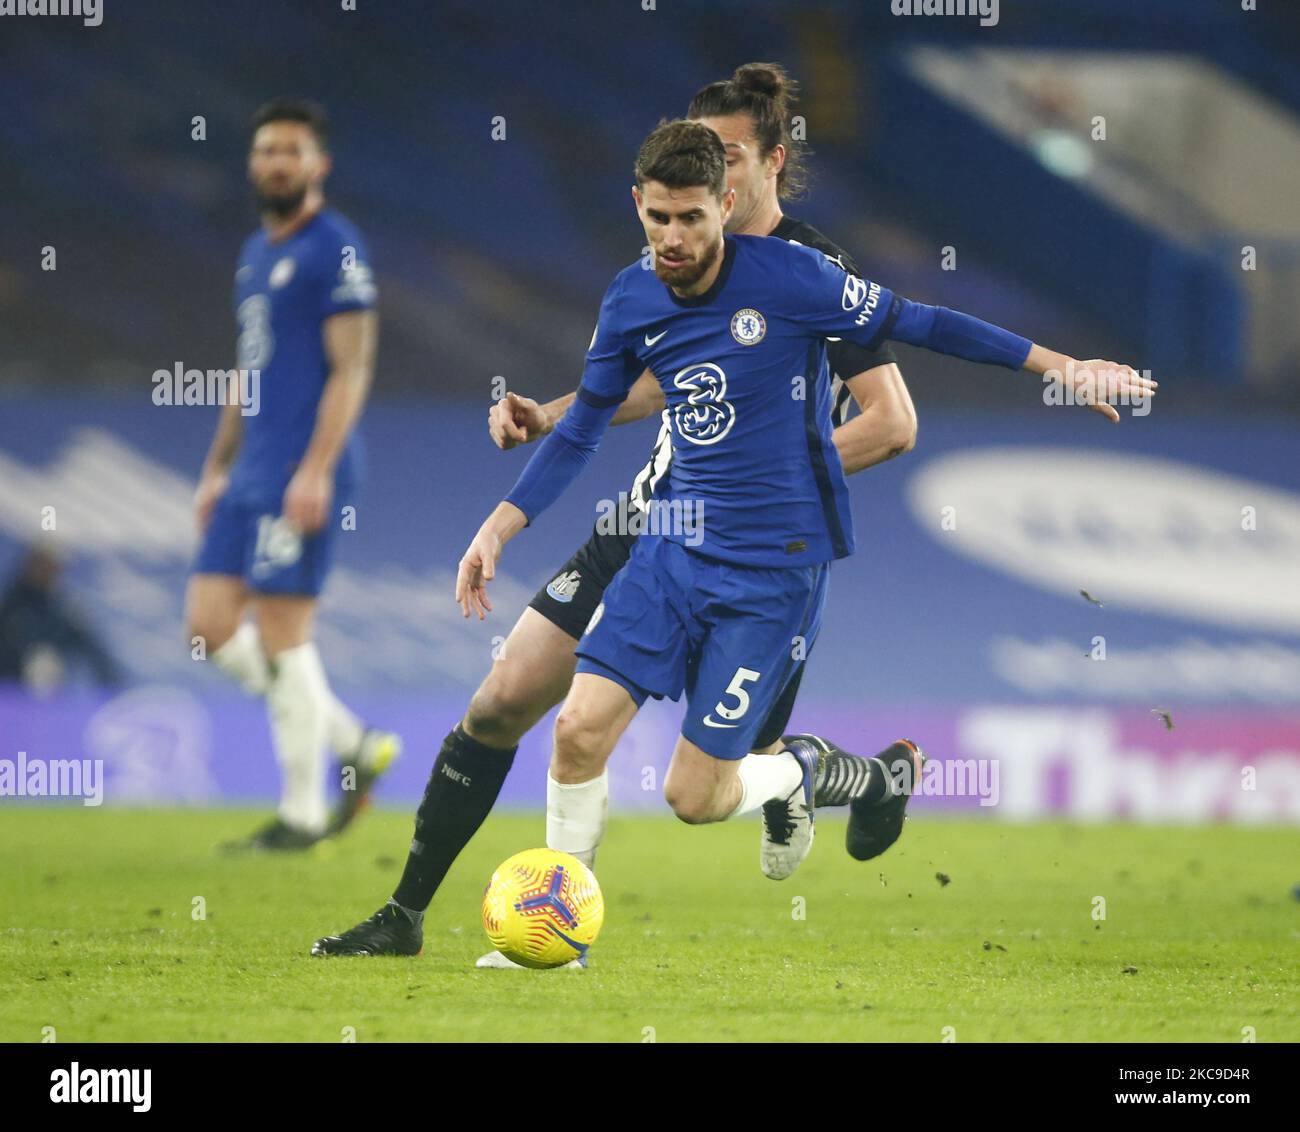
[489, 391, 548, 450]
[282, 465, 333, 534]
[456, 527, 503, 620]
[1068, 360, 1158, 423]
[194, 470, 229, 534]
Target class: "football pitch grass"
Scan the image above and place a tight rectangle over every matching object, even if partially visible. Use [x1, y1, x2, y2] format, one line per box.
[1, 809, 1296, 1043]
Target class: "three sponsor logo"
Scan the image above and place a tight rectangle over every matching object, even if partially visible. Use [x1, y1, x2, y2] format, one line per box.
[672, 362, 735, 446]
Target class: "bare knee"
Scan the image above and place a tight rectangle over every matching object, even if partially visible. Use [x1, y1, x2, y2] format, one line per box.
[551, 708, 610, 784]
[465, 666, 546, 749]
[662, 781, 722, 825]
[185, 592, 242, 654]
[187, 616, 237, 655]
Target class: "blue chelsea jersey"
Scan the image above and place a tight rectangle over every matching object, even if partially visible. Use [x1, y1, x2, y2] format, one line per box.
[584, 234, 896, 568]
[226, 208, 377, 504]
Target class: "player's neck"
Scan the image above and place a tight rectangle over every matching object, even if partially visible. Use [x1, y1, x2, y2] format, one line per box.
[733, 199, 783, 239]
[262, 193, 324, 244]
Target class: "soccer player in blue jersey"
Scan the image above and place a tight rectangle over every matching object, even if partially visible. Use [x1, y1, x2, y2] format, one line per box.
[489, 67, 928, 890]
[449, 119, 1153, 899]
[187, 100, 399, 851]
[311, 66, 927, 960]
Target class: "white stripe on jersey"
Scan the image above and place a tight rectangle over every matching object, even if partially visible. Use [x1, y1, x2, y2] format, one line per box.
[629, 411, 673, 514]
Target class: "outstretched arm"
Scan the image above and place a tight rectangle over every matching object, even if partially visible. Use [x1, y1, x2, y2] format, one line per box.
[884, 300, 1156, 423]
[796, 250, 1157, 423]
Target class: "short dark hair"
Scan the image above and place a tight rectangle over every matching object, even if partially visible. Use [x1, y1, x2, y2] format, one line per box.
[634, 119, 727, 199]
[250, 98, 329, 148]
[688, 61, 808, 200]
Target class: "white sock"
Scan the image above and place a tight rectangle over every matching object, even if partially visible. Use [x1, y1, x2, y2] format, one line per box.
[211, 625, 363, 758]
[729, 751, 803, 818]
[546, 770, 609, 870]
[211, 623, 269, 695]
[266, 642, 330, 834]
[325, 694, 364, 760]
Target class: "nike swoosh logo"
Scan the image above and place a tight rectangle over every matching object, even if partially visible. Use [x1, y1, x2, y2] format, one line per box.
[702, 715, 738, 729]
[645, 330, 667, 346]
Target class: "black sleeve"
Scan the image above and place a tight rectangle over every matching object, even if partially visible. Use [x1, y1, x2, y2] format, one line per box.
[827, 335, 897, 380]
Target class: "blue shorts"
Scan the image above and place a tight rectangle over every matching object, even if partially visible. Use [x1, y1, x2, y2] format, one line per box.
[193, 493, 339, 597]
[574, 535, 829, 760]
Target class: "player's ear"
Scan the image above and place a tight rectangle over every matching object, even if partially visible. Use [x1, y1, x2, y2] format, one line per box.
[631, 184, 642, 211]
[767, 143, 785, 179]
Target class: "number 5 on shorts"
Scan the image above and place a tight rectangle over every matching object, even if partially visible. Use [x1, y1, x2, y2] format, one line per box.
[714, 667, 761, 721]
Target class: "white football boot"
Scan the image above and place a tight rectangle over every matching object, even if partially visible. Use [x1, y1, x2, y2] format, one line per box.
[759, 738, 821, 880]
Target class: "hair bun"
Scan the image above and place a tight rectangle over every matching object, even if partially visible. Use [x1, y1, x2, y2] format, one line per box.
[732, 62, 794, 104]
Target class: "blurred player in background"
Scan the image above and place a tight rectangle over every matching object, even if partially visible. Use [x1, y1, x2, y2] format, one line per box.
[314, 64, 927, 960]
[187, 100, 399, 852]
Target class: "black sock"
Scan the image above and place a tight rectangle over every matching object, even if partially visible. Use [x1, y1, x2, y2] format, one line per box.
[868, 743, 920, 805]
[787, 734, 910, 807]
[392, 724, 516, 912]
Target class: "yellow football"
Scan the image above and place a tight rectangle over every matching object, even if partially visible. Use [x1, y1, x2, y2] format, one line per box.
[481, 848, 605, 969]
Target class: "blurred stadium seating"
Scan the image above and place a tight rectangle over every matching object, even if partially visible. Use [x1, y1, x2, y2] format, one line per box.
[1, 0, 1296, 821]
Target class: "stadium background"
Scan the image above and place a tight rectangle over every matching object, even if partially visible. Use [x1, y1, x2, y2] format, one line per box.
[2, 0, 1298, 826]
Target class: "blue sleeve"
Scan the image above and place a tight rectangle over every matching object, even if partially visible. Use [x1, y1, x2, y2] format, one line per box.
[878, 297, 1032, 369]
[785, 244, 1031, 370]
[319, 230, 378, 320]
[504, 277, 643, 523]
[782, 243, 896, 345]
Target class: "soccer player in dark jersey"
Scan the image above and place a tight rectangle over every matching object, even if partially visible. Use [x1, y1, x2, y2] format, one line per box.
[188, 100, 399, 851]
[312, 65, 924, 960]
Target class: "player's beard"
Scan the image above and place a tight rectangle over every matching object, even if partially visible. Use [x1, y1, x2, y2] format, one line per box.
[255, 179, 310, 220]
[654, 235, 721, 291]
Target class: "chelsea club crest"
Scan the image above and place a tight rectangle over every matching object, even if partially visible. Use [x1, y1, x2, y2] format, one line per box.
[730, 308, 766, 345]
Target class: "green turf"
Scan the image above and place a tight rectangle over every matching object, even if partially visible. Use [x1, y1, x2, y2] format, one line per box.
[0, 809, 1296, 1042]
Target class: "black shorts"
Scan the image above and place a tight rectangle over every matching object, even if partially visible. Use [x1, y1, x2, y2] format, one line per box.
[528, 524, 803, 750]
